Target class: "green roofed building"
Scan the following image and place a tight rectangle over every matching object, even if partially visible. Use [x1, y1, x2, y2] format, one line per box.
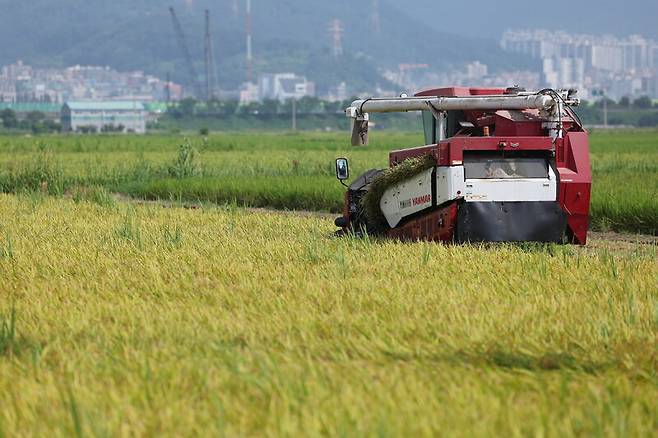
[0, 102, 61, 115]
[61, 101, 146, 134]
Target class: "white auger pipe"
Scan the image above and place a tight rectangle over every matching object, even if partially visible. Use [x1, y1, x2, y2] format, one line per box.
[346, 94, 555, 117]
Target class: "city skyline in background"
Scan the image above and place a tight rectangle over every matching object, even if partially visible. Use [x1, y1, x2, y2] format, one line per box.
[2, 26, 657, 106]
[2, 0, 658, 112]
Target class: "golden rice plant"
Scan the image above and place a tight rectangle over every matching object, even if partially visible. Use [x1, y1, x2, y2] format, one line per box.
[0, 194, 656, 436]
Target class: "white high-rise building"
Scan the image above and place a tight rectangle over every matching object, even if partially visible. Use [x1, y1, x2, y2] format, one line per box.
[258, 73, 315, 102]
[501, 29, 656, 75]
[543, 57, 585, 89]
[591, 45, 623, 72]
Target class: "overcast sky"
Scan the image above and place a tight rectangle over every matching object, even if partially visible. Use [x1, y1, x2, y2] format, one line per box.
[406, 0, 658, 40]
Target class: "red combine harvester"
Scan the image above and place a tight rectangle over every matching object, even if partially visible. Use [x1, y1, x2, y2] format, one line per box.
[334, 87, 592, 244]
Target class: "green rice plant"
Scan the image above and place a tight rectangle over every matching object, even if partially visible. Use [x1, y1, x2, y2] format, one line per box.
[115, 208, 142, 247]
[0, 232, 12, 259]
[69, 185, 116, 208]
[168, 138, 201, 179]
[54, 385, 85, 438]
[0, 307, 17, 357]
[420, 244, 431, 266]
[162, 224, 183, 249]
[0, 144, 67, 195]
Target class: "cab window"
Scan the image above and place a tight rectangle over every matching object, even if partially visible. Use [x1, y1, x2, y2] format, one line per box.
[465, 157, 549, 179]
[422, 111, 435, 145]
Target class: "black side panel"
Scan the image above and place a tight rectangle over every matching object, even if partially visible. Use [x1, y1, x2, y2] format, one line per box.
[345, 169, 385, 233]
[349, 169, 383, 191]
[457, 202, 567, 243]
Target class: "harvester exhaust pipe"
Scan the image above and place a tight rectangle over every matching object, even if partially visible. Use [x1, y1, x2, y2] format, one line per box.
[347, 94, 558, 146]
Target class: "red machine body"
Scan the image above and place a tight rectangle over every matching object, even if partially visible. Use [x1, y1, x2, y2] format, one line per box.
[338, 87, 592, 244]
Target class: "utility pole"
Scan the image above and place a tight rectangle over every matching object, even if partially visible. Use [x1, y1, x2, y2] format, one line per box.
[292, 98, 297, 131]
[165, 72, 171, 105]
[603, 89, 608, 127]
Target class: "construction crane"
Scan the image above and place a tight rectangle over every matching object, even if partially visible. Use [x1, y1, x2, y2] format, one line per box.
[169, 6, 203, 99]
[204, 9, 219, 100]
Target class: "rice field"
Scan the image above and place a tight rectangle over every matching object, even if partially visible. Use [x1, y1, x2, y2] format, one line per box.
[0, 129, 656, 434]
[0, 129, 656, 233]
[0, 194, 656, 436]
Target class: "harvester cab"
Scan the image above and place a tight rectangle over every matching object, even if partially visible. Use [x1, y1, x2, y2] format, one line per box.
[334, 87, 592, 244]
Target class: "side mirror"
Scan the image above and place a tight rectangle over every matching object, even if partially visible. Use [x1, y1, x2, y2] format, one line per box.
[335, 158, 350, 181]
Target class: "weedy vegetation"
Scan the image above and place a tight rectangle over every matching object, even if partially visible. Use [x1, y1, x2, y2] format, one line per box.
[0, 129, 656, 233]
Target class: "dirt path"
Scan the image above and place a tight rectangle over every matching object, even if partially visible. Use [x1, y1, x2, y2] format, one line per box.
[585, 231, 657, 252]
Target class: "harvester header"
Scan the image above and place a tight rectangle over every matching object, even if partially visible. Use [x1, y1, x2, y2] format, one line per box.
[334, 87, 591, 244]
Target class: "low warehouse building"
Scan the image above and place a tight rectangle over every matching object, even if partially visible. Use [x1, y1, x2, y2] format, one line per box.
[61, 101, 146, 133]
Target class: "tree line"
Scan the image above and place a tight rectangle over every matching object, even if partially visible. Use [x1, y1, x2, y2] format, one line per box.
[0, 109, 61, 133]
[166, 97, 355, 119]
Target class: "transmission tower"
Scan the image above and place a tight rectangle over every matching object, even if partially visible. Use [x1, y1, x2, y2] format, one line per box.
[204, 9, 219, 100]
[328, 19, 344, 58]
[371, 0, 381, 34]
[245, 0, 254, 82]
[169, 6, 203, 99]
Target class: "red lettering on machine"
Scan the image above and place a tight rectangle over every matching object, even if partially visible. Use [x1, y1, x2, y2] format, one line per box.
[412, 195, 431, 206]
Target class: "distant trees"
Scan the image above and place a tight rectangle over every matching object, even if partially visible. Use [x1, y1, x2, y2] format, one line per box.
[165, 97, 355, 119]
[26, 110, 46, 124]
[593, 97, 614, 109]
[600, 95, 655, 110]
[638, 112, 658, 127]
[573, 98, 658, 127]
[76, 125, 98, 134]
[0, 109, 61, 133]
[0, 109, 18, 129]
[100, 124, 125, 133]
[167, 99, 196, 119]
[618, 96, 631, 108]
[29, 119, 61, 134]
[633, 96, 653, 109]
[592, 95, 657, 110]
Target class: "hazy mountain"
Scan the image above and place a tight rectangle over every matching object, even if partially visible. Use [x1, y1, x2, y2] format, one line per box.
[0, 0, 652, 92]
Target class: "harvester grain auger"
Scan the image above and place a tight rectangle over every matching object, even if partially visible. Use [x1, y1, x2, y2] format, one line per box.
[333, 87, 592, 244]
